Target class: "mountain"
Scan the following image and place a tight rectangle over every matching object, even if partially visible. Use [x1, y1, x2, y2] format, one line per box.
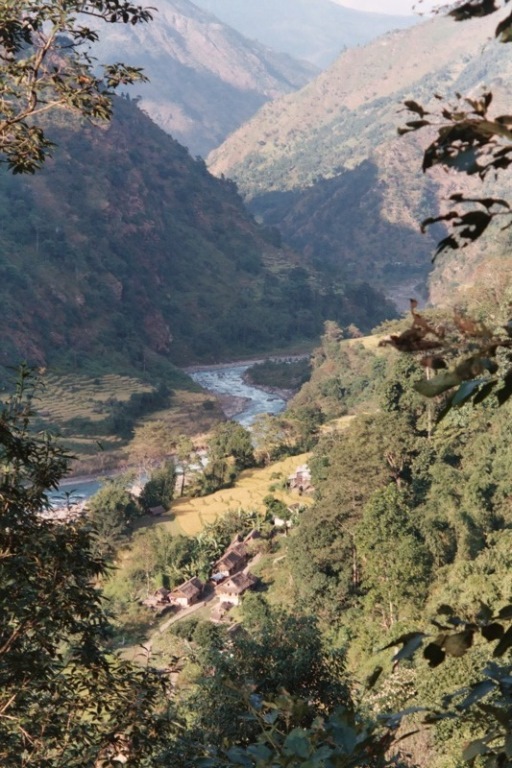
[0, 97, 396, 376]
[90, 0, 318, 157]
[207, 11, 511, 305]
[191, 0, 417, 68]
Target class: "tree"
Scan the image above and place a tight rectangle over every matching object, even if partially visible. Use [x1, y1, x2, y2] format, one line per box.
[356, 485, 432, 628]
[140, 459, 176, 510]
[175, 435, 195, 496]
[87, 475, 139, 558]
[184, 607, 353, 755]
[0, 368, 174, 766]
[193, 421, 256, 494]
[208, 420, 255, 471]
[251, 413, 286, 464]
[0, 0, 152, 173]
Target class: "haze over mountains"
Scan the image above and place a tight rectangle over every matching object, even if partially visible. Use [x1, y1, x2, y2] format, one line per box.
[92, 0, 318, 157]
[207, 10, 512, 304]
[191, 0, 417, 67]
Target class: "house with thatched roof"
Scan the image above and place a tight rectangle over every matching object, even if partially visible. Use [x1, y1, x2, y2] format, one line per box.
[213, 529, 263, 578]
[214, 545, 247, 578]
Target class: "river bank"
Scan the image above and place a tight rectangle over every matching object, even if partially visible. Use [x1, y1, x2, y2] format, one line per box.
[54, 358, 295, 491]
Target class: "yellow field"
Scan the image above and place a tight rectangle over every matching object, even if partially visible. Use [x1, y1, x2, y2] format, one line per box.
[163, 453, 313, 536]
[344, 333, 385, 350]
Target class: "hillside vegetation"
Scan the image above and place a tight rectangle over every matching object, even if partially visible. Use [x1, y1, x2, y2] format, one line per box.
[93, 298, 512, 768]
[208, 11, 512, 302]
[0, 96, 396, 378]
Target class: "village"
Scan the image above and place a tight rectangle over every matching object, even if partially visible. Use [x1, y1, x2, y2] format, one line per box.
[141, 528, 262, 623]
[139, 463, 313, 627]
[39, 457, 313, 631]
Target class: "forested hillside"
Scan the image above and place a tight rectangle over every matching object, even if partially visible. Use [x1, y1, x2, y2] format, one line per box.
[0, 96, 395, 375]
[85, 301, 512, 768]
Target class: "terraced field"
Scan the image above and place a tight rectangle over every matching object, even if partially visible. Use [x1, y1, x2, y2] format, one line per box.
[36, 373, 152, 425]
[32, 372, 222, 475]
[165, 453, 312, 536]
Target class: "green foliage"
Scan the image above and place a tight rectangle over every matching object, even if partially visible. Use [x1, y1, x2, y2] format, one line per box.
[245, 357, 311, 391]
[209, 421, 255, 471]
[356, 486, 432, 627]
[0, 0, 151, 173]
[87, 475, 140, 558]
[379, 301, 512, 423]
[191, 421, 256, 494]
[200, 699, 399, 768]
[0, 367, 173, 766]
[192, 620, 227, 650]
[140, 460, 177, 510]
[263, 494, 290, 520]
[185, 606, 353, 752]
[292, 326, 389, 421]
[171, 617, 200, 641]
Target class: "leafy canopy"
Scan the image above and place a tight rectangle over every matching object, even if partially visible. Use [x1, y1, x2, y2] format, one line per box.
[0, 0, 152, 173]
[0, 367, 173, 766]
[401, 0, 512, 253]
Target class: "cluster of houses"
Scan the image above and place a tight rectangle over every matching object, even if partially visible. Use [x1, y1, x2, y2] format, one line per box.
[141, 464, 316, 623]
[141, 529, 262, 617]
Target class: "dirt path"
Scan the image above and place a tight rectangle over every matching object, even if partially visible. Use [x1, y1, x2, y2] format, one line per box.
[157, 589, 218, 634]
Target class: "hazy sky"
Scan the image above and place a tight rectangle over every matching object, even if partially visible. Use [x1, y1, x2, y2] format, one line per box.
[335, 0, 439, 15]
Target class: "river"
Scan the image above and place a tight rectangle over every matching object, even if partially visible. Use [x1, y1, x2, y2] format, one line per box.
[187, 360, 290, 428]
[51, 359, 291, 506]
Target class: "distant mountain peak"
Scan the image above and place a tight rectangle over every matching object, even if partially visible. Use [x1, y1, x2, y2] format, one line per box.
[190, 0, 418, 67]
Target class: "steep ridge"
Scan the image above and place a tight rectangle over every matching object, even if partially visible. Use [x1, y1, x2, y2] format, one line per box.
[191, 0, 416, 67]
[90, 0, 318, 157]
[206, 12, 512, 302]
[0, 98, 396, 375]
[208, 13, 497, 191]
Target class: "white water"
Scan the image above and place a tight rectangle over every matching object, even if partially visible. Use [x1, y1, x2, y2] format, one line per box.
[188, 361, 288, 427]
